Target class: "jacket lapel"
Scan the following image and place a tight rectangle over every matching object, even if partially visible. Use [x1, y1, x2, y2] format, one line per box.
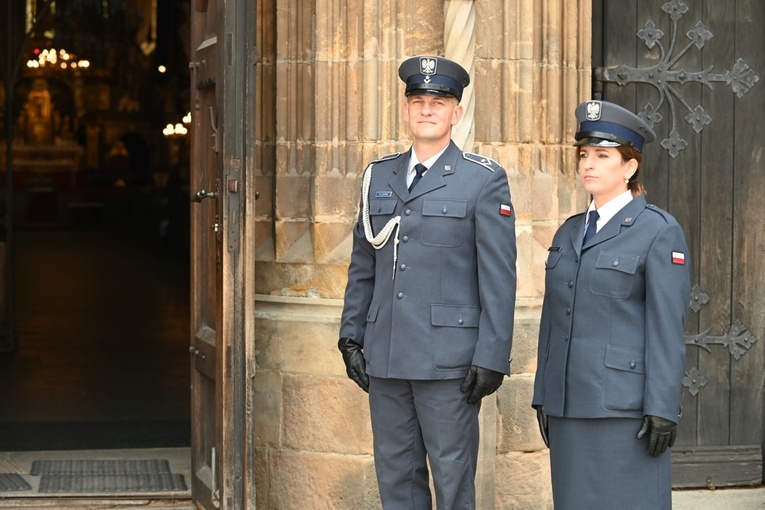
[582, 195, 647, 249]
[389, 153, 410, 201]
[569, 214, 586, 256]
[405, 141, 459, 201]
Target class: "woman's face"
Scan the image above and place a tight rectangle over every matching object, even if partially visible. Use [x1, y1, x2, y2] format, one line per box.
[577, 146, 637, 206]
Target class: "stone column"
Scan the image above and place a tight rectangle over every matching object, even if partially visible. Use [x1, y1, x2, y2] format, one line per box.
[472, 0, 591, 508]
[444, 0, 476, 150]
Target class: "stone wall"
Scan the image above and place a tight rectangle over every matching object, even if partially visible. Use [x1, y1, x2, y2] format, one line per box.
[249, 0, 591, 507]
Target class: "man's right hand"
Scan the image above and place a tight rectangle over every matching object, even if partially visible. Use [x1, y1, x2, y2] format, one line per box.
[338, 338, 369, 393]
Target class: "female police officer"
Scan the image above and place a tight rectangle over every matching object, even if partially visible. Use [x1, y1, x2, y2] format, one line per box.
[532, 100, 691, 509]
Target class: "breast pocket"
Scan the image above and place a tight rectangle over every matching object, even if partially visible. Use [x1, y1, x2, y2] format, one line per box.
[369, 199, 398, 233]
[589, 251, 640, 299]
[421, 199, 467, 247]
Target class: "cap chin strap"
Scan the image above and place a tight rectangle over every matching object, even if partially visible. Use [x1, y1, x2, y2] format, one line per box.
[362, 163, 401, 279]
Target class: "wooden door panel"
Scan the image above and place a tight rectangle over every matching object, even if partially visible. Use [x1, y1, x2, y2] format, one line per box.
[190, 0, 248, 507]
[596, 0, 764, 488]
[190, 0, 223, 509]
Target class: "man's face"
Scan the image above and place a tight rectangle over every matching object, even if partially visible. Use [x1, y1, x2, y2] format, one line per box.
[403, 94, 463, 145]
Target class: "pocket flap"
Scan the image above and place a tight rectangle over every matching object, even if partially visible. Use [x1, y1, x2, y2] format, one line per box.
[604, 345, 645, 374]
[595, 251, 640, 275]
[369, 199, 397, 216]
[545, 249, 563, 269]
[431, 305, 480, 327]
[422, 199, 467, 218]
[366, 302, 380, 322]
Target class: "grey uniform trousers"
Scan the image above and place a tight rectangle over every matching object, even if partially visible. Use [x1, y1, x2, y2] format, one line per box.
[368, 376, 480, 510]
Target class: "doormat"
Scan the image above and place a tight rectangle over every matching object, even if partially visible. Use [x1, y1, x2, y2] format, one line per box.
[0, 473, 32, 492]
[31, 459, 187, 494]
[37, 473, 187, 493]
[31, 459, 173, 476]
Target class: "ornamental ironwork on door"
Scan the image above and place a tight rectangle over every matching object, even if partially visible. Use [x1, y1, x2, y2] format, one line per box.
[683, 285, 757, 396]
[596, 0, 759, 157]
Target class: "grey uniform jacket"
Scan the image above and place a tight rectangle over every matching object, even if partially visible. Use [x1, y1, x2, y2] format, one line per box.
[532, 195, 691, 422]
[340, 141, 517, 380]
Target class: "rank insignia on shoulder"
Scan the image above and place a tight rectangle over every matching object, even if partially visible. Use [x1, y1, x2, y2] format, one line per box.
[371, 152, 402, 164]
[463, 152, 500, 172]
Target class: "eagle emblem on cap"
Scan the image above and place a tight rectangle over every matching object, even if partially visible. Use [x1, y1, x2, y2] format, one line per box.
[420, 57, 437, 75]
[586, 101, 602, 121]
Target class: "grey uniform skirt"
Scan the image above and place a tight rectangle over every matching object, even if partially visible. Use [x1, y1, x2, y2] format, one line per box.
[548, 416, 672, 510]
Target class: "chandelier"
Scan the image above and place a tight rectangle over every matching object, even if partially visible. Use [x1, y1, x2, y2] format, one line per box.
[27, 48, 90, 70]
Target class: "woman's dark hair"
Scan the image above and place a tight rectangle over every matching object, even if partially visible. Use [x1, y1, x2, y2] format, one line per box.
[617, 145, 646, 197]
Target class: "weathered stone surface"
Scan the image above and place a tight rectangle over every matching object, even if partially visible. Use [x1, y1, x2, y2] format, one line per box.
[253, 296, 344, 373]
[253, 370, 283, 447]
[498, 374, 547, 453]
[282, 374, 373, 454]
[495, 450, 553, 509]
[266, 449, 380, 509]
[508, 317, 541, 376]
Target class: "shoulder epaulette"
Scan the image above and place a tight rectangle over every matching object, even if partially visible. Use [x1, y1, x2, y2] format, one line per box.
[564, 211, 586, 223]
[370, 152, 402, 164]
[462, 151, 501, 172]
[644, 203, 672, 223]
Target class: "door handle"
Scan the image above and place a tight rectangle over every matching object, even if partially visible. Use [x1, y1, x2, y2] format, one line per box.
[192, 189, 218, 202]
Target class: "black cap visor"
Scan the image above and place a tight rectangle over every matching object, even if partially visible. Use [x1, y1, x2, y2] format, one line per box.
[574, 131, 636, 149]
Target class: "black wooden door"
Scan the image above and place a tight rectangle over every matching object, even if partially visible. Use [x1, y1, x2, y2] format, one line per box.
[594, 0, 764, 488]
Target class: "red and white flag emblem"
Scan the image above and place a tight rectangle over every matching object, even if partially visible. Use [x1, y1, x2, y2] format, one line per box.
[499, 204, 512, 217]
[672, 251, 686, 265]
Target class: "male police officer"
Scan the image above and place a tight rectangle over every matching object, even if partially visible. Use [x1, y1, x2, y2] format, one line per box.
[339, 56, 517, 509]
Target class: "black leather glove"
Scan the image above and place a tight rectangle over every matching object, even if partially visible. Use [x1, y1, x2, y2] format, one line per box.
[338, 337, 369, 393]
[637, 415, 677, 456]
[460, 365, 504, 404]
[533, 405, 549, 447]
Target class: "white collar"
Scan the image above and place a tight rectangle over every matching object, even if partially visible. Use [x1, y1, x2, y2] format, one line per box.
[587, 190, 633, 232]
[408, 145, 449, 176]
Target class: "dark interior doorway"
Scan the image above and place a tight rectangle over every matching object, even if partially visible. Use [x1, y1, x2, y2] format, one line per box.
[0, 189, 191, 451]
[0, 1, 193, 452]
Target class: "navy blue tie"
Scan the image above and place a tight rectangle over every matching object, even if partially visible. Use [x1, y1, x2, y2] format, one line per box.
[583, 210, 599, 245]
[409, 164, 427, 192]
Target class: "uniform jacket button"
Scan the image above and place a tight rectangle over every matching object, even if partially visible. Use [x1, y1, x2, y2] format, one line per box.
[399, 264, 406, 271]
[612, 260, 620, 267]
[458, 318, 464, 325]
[567, 281, 574, 288]
[402, 235, 409, 242]
[442, 207, 448, 214]
[397, 292, 404, 299]
[405, 209, 411, 216]
[630, 361, 636, 369]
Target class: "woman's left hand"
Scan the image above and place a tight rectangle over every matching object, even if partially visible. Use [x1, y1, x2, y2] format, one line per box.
[637, 415, 677, 456]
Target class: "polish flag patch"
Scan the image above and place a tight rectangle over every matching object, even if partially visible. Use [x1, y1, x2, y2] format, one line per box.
[672, 251, 686, 265]
[499, 204, 512, 217]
